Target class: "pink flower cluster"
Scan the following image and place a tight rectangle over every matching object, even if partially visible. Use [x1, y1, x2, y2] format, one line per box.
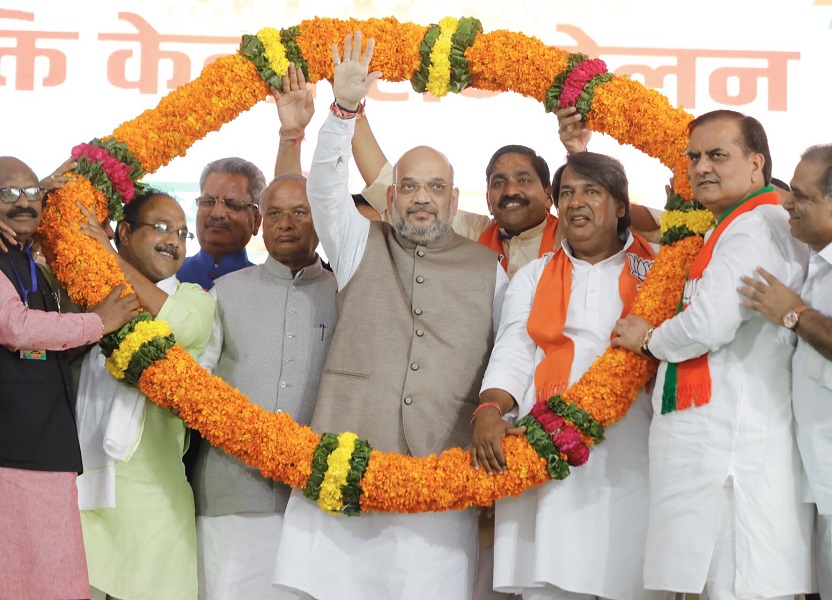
[530, 402, 589, 466]
[71, 143, 136, 204]
[558, 58, 609, 108]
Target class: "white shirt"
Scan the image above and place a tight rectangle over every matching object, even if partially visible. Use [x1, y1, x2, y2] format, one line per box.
[793, 241, 832, 515]
[482, 235, 663, 599]
[645, 204, 813, 596]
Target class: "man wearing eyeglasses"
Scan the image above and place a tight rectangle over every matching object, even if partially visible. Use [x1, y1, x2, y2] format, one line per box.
[75, 189, 216, 600]
[272, 35, 507, 600]
[177, 157, 265, 290]
[0, 156, 140, 599]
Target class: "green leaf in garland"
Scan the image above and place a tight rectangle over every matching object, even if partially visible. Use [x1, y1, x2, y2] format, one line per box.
[341, 438, 372, 516]
[73, 156, 125, 222]
[575, 72, 613, 120]
[304, 433, 340, 502]
[280, 26, 310, 81]
[100, 311, 153, 358]
[447, 17, 483, 94]
[239, 34, 283, 89]
[411, 24, 441, 93]
[518, 415, 571, 480]
[546, 397, 605, 443]
[543, 52, 589, 113]
[121, 334, 176, 386]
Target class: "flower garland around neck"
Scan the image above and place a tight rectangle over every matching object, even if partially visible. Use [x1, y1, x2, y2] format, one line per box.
[38, 17, 708, 515]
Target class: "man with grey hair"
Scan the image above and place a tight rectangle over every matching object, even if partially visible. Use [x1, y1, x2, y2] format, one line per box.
[178, 157, 266, 290]
[193, 172, 336, 599]
[272, 34, 508, 600]
[739, 143, 832, 599]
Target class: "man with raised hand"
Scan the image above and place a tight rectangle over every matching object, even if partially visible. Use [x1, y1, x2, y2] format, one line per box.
[738, 144, 832, 599]
[613, 110, 813, 599]
[272, 32, 508, 600]
[0, 156, 139, 599]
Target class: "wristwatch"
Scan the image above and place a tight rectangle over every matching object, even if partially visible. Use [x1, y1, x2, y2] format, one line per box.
[640, 327, 655, 358]
[782, 305, 809, 330]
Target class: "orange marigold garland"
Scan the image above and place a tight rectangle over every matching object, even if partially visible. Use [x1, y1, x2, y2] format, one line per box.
[38, 17, 708, 515]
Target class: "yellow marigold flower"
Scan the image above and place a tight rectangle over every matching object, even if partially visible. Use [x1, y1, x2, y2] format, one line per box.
[105, 320, 173, 380]
[426, 17, 458, 97]
[257, 27, 290, 78]
[661, 209, 715, 235]
[317, 432, 358, 514]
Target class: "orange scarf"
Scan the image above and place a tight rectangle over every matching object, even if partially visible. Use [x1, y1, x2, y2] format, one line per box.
[528, 231, 656, 400]
[661, 187, 780, 413]
[478, 213, 558, 272]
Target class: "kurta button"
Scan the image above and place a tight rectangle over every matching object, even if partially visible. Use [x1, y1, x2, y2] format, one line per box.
[414, 308, 422, 315]
[416, 276, 424, 284]
[415, 329, 424, 337]
[280, 381, 287, 388]
[403, 397, 413, 405]
[410, 363, 419, 371]
[417, 250, 425, 257]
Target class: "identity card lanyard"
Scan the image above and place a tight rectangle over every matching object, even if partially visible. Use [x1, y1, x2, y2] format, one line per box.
[5, 244, 38, 307]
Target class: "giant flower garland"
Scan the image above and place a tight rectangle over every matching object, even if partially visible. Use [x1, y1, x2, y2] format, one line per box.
[39, 17, 713, 515]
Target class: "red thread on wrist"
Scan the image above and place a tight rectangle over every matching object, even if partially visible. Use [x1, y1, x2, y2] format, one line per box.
[279, 129, 305, 151]
[470, 402, 504, 424]
[330, 100, 365, 120]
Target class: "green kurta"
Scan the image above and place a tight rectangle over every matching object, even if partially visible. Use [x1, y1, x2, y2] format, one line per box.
[80, 280, 215, 600]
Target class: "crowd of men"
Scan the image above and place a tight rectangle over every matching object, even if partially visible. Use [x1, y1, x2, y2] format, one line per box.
[1, 31, 830, 600]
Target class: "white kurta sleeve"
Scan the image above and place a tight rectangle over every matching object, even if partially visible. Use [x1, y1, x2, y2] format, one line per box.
[650, 213, 799, 363]
[307, 113, 371, 290]
[481, 258, 546, 414]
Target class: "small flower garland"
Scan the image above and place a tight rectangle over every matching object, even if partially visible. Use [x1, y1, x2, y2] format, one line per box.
[39, 17, 709, 515]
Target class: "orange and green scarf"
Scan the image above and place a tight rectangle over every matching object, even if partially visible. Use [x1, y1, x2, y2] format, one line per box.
[528, 231, 656, 400]
[478, 213, 559, 272]
[661, 186, 780, 414]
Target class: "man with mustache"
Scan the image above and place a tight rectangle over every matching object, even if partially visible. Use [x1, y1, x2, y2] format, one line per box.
[178, 157, 265, 290]
[613, 110, 814, 599]
[351, 106, 661, 281]
[738, 144, 832, 599]
[271, 34, 508, 600]
[471, 151, 668, 600]
[76, 189, 216, 600]
[0, 156, 139, 599]
[192, 173, 337, 600]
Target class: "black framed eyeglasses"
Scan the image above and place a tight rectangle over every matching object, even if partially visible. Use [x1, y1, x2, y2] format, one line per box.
[133, 222, 194, 241]
[196, 194, 258, 213]
[0, 186, 46, 204]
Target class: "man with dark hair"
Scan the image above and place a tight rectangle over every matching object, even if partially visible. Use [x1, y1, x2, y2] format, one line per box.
[739, 143, 832, 599]
[0, 156, 139, 599]
[613, 110, 813, 599]
[76, 189, 215, 600]
[471, 151, 666, 600]
[178, 157, 265, 289]
[192, 172, 336, 600]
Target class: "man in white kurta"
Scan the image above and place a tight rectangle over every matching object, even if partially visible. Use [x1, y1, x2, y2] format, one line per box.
[614, 111, 813, 599]
[738, 145, 832, 599]
[473, 153, 670, 600]
[272, 35, 508, 600]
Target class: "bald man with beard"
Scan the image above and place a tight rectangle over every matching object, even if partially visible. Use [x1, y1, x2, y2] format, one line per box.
[272, 34, 508, 600]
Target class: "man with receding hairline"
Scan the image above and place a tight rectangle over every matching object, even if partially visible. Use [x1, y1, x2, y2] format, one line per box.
[0, 156, 139, 598]
[613, 110, 813, 599]
[272, 33, 508, 600]
[194, 172, 336, 600]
